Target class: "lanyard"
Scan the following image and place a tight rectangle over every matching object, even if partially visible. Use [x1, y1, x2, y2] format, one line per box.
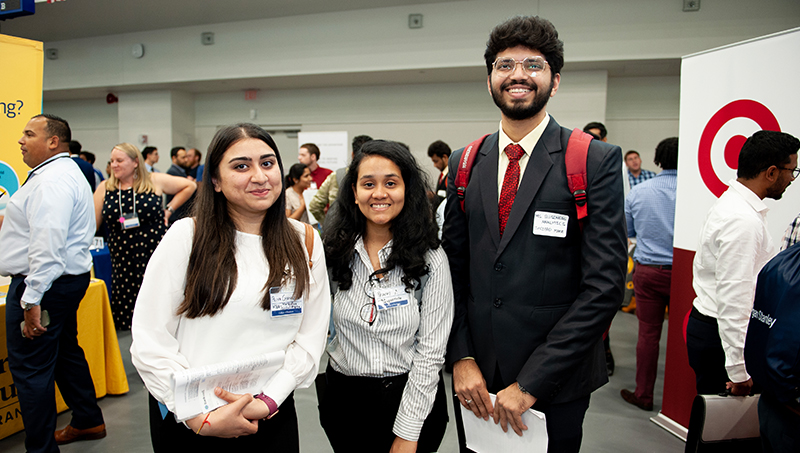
[118, 187, 137, 217]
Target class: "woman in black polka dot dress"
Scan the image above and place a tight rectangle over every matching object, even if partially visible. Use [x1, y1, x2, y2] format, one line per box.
[94, 143, 196, 330]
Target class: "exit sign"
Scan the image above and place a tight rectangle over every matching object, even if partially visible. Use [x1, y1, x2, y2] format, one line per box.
[0, 0, 34, 20]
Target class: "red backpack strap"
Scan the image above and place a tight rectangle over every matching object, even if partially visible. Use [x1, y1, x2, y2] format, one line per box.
[455, 134, 490, 212]
[565, 128, 593, 224]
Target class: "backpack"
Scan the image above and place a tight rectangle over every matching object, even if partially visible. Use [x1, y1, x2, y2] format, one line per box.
[454, 128, 594, 226]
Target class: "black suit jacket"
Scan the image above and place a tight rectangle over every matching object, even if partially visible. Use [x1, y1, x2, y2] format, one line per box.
[442, 117, 627, 404]
[166, 164, 193, 224]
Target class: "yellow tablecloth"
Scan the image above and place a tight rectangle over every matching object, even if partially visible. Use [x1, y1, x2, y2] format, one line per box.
[0, 279, 129, 439]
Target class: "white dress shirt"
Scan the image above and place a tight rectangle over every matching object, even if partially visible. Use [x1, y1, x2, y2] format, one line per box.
[0, 153, 94, 305]
[692, 179, 776, 383]
[496, 114, 550, 199]
[130, 218, 331, 420]
[327, 237, 454, 442]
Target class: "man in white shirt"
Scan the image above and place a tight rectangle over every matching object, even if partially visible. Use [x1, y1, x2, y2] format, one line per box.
[687, 130, 800, 396]
[0, 114, 106, 452]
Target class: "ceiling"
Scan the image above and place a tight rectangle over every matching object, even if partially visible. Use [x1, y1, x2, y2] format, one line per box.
[1, 0, 680, 101]
[0, 0, 456, 43]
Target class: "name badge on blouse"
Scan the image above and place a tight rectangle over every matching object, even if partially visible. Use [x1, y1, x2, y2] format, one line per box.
[269, 287, 303, 318]
[533, 211, 568, 238]
[120, 213, 140, 230]
[374, 286, 410, 311]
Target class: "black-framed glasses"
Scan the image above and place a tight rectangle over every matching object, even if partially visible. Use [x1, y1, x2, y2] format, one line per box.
[492, 56, 548, 77]
[360, 269, 390, 326]
[778, 167, 800, 178]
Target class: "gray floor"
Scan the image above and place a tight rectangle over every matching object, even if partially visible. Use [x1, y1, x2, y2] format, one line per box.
[0, 310, 685, 452]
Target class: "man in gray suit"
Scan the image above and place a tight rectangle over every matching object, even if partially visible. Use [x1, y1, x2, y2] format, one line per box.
[443, 16, 627, 452]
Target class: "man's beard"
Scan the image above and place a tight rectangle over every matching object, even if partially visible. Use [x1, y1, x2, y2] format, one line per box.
[765, 180, 789, 200]
[491, 77, 554, 121]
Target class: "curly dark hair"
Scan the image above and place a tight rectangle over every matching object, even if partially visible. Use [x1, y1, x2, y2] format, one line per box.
[323, 140, 440, 292]
[484, 16, 564, 76]
[654, 137, 678, 170]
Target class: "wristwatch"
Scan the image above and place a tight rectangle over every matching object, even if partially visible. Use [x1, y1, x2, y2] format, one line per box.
[21, 301, 37, 311]
[517, 382, 531, 396]
[165, 206, 175, 213]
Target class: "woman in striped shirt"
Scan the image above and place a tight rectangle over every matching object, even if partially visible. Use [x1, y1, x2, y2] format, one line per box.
[320, 140, 454, 453]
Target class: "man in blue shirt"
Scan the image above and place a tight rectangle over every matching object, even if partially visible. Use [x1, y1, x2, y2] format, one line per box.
[0, 114, 106, 452]
[620, 137, 678, 411]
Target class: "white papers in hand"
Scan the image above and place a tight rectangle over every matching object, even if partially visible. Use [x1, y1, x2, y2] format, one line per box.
[171, 350, 285, 421]
[461, 393, 548, 453]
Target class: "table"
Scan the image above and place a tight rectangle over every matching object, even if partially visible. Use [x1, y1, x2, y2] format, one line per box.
[0, 279, 129, 439]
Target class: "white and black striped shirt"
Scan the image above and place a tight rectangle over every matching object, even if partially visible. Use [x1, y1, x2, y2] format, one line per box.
[327, 237, 454, 442]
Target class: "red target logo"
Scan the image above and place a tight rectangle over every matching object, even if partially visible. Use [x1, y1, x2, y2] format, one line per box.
[698, 100, 781, 197]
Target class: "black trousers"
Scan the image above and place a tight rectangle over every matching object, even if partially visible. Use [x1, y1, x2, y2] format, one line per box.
[5, 273, 104, 453]
[147, 392, 299, 452]
[452, 365, 590, 453]
[686, 308, 729, 395]
[759, 392, 800, 453]
[317, 365, 449, 452]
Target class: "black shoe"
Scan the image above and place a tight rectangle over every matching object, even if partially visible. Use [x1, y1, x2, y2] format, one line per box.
[620, 389, 653, 411]
[606, 348, 615, 376]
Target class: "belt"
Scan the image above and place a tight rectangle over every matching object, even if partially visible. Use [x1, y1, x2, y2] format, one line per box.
[636, 262, 672, 270]
[690, 306, 717, 324]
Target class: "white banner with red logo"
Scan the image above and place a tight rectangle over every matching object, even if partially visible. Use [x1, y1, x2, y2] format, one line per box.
[655, 27, 800, 437]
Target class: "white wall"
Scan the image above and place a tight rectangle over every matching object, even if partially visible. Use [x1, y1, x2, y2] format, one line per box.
[190, 70, 608, 181]
[45, 98, 119, 173]
[606, 76, 681, 170]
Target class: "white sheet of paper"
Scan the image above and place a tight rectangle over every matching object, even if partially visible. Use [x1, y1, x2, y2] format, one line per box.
[171, 350, 285, 421]
[461, 393, 548, 453]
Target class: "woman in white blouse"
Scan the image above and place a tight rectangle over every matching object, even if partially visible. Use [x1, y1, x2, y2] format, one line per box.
[320, 140, 454, 453]
[130, 123, 330, 451]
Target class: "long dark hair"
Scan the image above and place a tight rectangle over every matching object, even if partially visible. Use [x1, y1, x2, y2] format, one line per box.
[179, 123, 309, 318]
[284, 163, 307, 188]
[323, 140, 439, 292]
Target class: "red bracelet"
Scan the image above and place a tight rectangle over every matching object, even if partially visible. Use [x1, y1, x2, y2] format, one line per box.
[196, 412, 211, 435]
[254, 393, 279, 419]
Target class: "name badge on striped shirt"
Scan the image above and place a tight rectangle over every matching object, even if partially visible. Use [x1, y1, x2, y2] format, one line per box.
[374, 286, 410, 311]
[269, 287, 303, 318]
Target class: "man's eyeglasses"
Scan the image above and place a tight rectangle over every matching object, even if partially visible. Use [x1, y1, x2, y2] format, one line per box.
[778, 167, 800, 178]
[492, 56, 548, 77]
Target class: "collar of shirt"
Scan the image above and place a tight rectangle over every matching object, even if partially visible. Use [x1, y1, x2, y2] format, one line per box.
[354, 236, 394, 272]
[727, 178, 769, 216]
[441, 166, 449, 178]
[27, 152, 70, 177]
[497, 114, 550, 198]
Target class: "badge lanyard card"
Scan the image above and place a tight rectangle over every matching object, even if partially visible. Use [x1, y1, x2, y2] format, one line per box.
[118, 188, 140, 229]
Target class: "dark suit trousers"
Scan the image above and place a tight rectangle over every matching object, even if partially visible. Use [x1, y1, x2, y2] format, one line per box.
[5, 273, 104, 453]
[452, 365, 590, 453]
[686, 307, 729, 395]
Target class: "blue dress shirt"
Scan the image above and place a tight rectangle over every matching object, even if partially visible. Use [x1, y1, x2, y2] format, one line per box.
[625, 169, 677, 265]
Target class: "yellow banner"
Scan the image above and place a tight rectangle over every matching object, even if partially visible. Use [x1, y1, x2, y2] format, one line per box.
[0, 34, 43, 210]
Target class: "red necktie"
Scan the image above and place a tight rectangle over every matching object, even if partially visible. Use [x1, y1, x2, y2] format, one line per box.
[499, 144, 524, 237]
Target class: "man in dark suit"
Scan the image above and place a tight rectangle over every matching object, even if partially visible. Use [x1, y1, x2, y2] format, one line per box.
[442, 16, 627, 452]
[428, 140, 451, 203]
[165, 146, 193, 224]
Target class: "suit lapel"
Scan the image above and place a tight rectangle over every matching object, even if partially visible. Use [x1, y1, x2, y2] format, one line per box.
[477, 134, 501, 249]
[496, 120, 562, 257]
